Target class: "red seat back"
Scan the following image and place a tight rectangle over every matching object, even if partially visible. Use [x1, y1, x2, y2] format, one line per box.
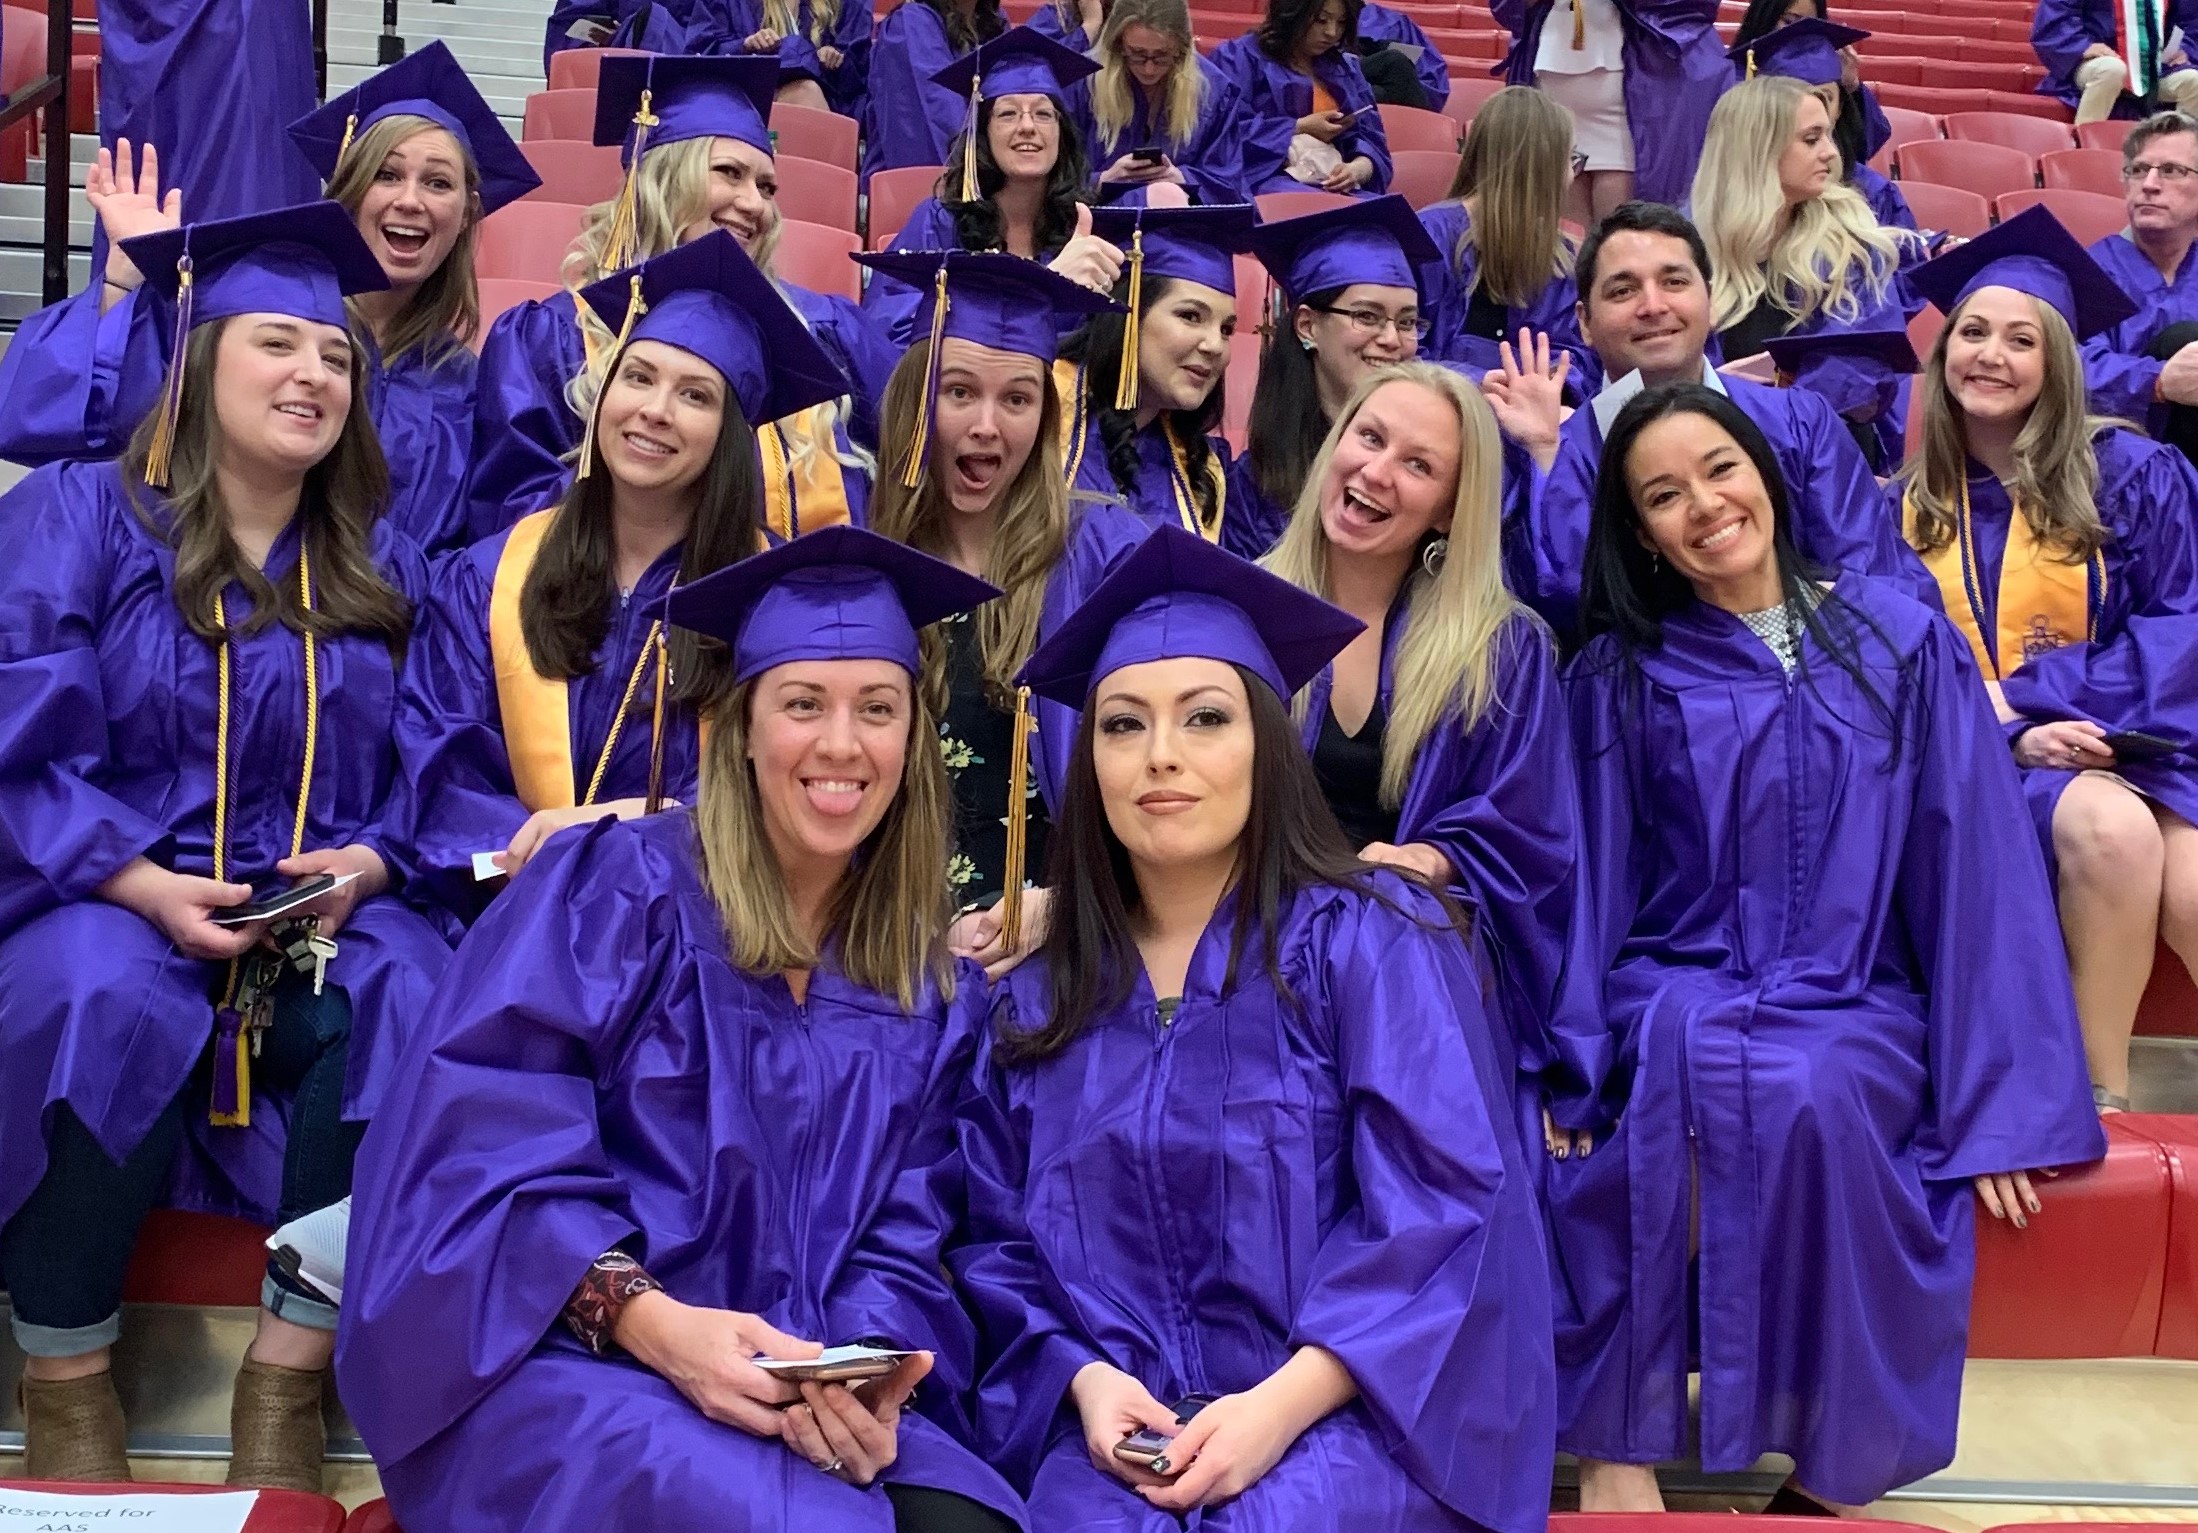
[771, 100, 859, 171]
[771, 216, 863, 302]
[1379, 103, 1461, 153]
[1441, 74, 1506, 131]
[522, 88, 597, 143]
[119, 1210, 269, 1306]
[476, 201, 590, 284]
[519, 139, 625, 206]
[770, 155, 858, 232]
[2112, 1116, 2198, 1358]
[1995, 187, 2128, 246]
[2040, 146, 2128, 196]
[474, 277, 564, 348]
[2136, 938, 2198, 1037]
[865, 164, 943, 249]
[1894, 179, 1993, 239]
[2077, 118, 2138, 152]
[1872, 105, 1942, 177]
[546, 46, 647, 93]
[1255, 189, 1354, 222]
[1390, 148, 1462, 210]
[1552, 1517, 1947, 1533]
[1944, 109, 2076, 158]
[344, 1500, 404, 1533]
[1898, 137, 2037, 200]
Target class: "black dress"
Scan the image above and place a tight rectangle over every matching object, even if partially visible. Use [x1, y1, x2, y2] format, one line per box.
[1313, 694, 1400, 850]
[938, 611, 1049, 907]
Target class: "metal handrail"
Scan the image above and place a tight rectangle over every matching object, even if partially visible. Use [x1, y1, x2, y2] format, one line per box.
[0, 0, 73, 305]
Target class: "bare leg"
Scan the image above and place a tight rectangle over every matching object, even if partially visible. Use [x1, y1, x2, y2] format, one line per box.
[1588, 170, 1636, 224]
[246, 1308, 334, 1371]
[22, 1346, 112, 1382]
[2053, 774, 2165, 1104]
[775, 77, 829, 112]
[1578, 1459, 1666, 1511]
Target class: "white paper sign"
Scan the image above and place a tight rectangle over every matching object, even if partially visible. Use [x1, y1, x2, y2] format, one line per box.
[472, 850, 507, 882]
[0, 1488, 258, 1533]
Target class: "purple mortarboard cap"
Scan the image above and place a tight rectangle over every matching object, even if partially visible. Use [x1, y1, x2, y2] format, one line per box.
[594, 54, 780, 162]
[1729, 17, 1869, 86]
[287, 40, 542, 216]
[930, 23, 1100, 105]
[853, 249, 1121, 365]
[1089, 203, 1260, 295]
[1246, 194, 1442, 303]
[1762, 322, 1919, 377]
[667, 524, 1001, 682]
[578, 229, 849, 426]
[1905, 202, 2138, 341]
[1018, 525, 1365, 706]
[123, 201, 389, 330]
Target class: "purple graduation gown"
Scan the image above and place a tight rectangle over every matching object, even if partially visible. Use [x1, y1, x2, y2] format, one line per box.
[1027, 0, 1096, 50]
[1058, 370, 1252, 551]
[1358, 1, 1454, 109]
[2032, 0, 2198, 114]
[385, 525, 704, 939]
[1556, 574, 2106, 1503]
[861, 1, 987, 182]
[1494, 0, 1732, 207]
[953, 875, 1557, 1531]
[1417, 201, 1599, 395]
[1717, 256, 1917, 472]
[461, 284, 888, 543]
[860, 196, 1088, 349]
[2082, 231, 2197, 430]
[1526, 371, 1932, 641]
[1208, 35, 1396, 197]
[1073, 54, 1255, 205]
[693, 0, 876, 117]
[0, 286, 479, 557]
[337, 814, 1025, 1532]
[1892, 431, 2198, 877]
[1298, 607, 1612, 1134]
[0, 461, 452, 1233]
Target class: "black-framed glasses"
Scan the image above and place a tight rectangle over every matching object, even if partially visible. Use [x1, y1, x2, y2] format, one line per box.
[1312, 304, 1432, 340]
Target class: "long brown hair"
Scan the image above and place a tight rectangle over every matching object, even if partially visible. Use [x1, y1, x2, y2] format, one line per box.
[867, 338, 1070, 707]
[121, 318, 410, 649]
[324, 113, 482, 365]
[1445, 86, 1573, 311]
[695, 673, 956, 1008]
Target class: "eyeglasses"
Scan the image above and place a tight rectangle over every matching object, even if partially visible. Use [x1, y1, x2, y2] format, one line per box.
[992, 103, 1060, 126]
[1313, 304, 1432, 340]
[1121, 46, 1183, 67]
[2124, 159, 2198, 182]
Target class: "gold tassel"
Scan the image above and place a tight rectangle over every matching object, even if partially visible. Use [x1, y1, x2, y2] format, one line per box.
[334, 110, 360, 169]
[645, 619, 671, 815]
[900, 266, 953, 488]
[601, 87, 660, 272]
[999, 684, 1033, 951]
[144, 256, 195, 490]
[1745, 46, 1758, 77]
[1113, 225, 1144, 413]
[961, 73, 983, 201]
[577, 275, 647, 480]
[1571, 0, 1585, 49]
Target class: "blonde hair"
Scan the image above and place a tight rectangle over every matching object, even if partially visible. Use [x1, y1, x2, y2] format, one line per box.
[1898, 291, 2111, 563]
[1446, 86, 1574, 309]
[867, 338, 1071, 709]
[1262, 361, 1520, 806]
[563, 136, 865, 482]
[1091, 0, 1206, 153]
[324, 113, 482, 364]
[696, 676, 956, 1009]
[763, 0, 842, 44]
[1692, 75, 1911, 332]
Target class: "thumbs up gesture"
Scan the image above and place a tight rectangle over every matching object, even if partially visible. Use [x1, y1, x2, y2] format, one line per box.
[1049, 201, 1125, 294]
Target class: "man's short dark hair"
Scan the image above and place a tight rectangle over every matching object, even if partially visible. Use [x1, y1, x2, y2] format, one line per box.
[1575, 202, 1715, 300]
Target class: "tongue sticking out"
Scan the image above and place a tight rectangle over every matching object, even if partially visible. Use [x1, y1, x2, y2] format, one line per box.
[804, 779, 867, 817]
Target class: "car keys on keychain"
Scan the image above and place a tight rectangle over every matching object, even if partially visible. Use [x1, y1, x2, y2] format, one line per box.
[276, 914, 338, 997]
[234, 948, 283, 1058]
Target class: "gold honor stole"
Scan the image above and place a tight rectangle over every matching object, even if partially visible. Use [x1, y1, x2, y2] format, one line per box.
[1902, 483, 2104, 681]
[1054, 359, 1226, 542]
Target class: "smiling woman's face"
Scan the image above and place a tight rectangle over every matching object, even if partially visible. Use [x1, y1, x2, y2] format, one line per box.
[1091, 656, 1254, 881]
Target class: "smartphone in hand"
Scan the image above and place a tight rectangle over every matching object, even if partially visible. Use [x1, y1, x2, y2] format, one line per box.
[1113, 1394, 1218, 1474]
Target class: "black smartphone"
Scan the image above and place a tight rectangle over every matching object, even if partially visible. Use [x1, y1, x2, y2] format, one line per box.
[2103, 729, 2184, 762]
[1127, 146, 1166, 164]
[210, 873, 341, 927]
[1113, 1394, 1218, 1473]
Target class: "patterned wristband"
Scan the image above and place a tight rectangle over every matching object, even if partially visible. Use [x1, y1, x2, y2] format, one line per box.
[563, 1249, 664, 1356]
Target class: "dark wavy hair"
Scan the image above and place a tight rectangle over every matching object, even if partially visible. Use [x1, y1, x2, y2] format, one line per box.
[1000, 663, 1463, 1062]
[917, 0, 1007, 51]
[939, 99, 1093, 257]
[1257, 0, 1361, 60]
[1732, 0, 1874, 182]
[1242, 282, 1343, 514]
[1580, 382, 1906, 754]
[1057, 275, 1225, 534]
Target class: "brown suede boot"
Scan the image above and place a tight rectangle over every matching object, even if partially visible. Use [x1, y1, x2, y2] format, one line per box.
[19, 1370, 131, 1482]
[223, 1357, 326, 1493]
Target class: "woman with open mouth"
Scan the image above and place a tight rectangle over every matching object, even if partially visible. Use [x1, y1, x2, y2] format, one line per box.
[1057, 204, 1256, 552]
[1556, 379, 2103, 1515]
[1262, 359, 1611, 1172]
[464, 55, 891, 545]
[0, 42, 537, 559]
[953, 525, 1556, 1529]
[1892, 206, 2198, 1119]
[0, 203, 451, 1494]
[860, 248, 1144, 965]
[864, 27, 1128, 348]
[340, 527, 1026, 1533]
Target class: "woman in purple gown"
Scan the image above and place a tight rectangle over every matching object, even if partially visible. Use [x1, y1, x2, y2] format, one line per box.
[954, 525, 1557, 1530]
[1077, 0, 1251, 205]
[1726, 19, 1922, 245]
[1557, 381, 2105, 1512]
[0, 43, 540, 557]
[1892, 206, 2198, 1115]
[1210, 0, 1394, 196]
[862, 0, 1009, 179]
[692, 0, 875, 115]
[1731, 0, 1893, 164]
[0, 205, 451, 1491]
[1263, 360, 1609, 1146]
[338, 527, 1025, 1533]
[392, 231, 849, 940]
[465, 56, 889, 544]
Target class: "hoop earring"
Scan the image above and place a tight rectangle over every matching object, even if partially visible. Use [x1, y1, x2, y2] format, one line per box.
[1420, 536, 1448, 576]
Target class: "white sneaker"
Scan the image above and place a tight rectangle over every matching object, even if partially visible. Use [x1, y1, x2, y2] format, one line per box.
[266, 1195, 350, 1306]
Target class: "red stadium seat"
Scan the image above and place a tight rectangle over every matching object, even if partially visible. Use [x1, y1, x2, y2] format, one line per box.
[1896, 179, 1994, 239]
[2040, 146, 2128, 195]
[866, 164, 944, 248]
[1255, 189, 1354, 221]
[0, 1482, 344, 1532]
[1944, 109, 2076, 158]
[522, 87, 597, 143]
[474, 278, 563, 348]
[476, 200, 589, 284]
[1222, 329, 1260, 453]
[2077, 118, 2138, 152]
[1390, 148, 1462, 209]
[1552, 1517, 1947, 1533]
[1870, 105, 1942, 177]
[771, 100, 859, 171]
[772, 216, 863, 301]
[1968, 1118, 2171, 1359]
[2136, 939, 2198, 1037]
[120, 1210, 268, 1306]
[2113, 1115, 2198, 1359]
[546, 45, 647, 93]
[770, 155, 858, 231]
[1898, 137, 2036, 200]
[1995, 188, 2128, 246]
[344, 1501, 403, 1533]
[1441, 74, 1506, 130]
[519, 139, 625, 206]
[1380, 103, 1461, 153]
